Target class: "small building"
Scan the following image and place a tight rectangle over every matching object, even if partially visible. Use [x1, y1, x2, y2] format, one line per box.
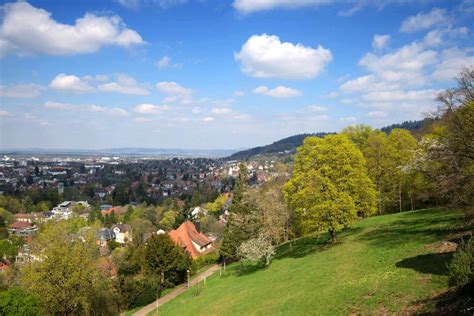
[96, 228, 116, 247]
[168, 221, 214, 259]
[8, 221, 38, 237]
[111, 224, 132, 244]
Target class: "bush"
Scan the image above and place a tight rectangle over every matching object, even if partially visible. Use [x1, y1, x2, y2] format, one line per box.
[193, 251, 219, 270]
[448, 237, 474, 287]
[116, 276, 159, 310]
[0, 287, 42, 316]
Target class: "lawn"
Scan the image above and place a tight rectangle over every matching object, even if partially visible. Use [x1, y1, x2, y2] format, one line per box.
[150, 208, 472, 315]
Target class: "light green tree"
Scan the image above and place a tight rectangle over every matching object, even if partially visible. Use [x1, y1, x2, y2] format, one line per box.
[21, 221, 119, 315]
[159, 210, 176, 231]
[341, 124, 374, 150]
[284, 135, 377, 242]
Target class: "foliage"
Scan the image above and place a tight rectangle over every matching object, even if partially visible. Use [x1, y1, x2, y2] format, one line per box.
[142, 234, 193, 287]
[284, 134, 377, 241]
[0, 236, 24, 261]
[21, 221, 120, 315]
[205, 195, 228, 215]
[193, 251, 220, 270]
[0, 287, 42, 316]
[341, 124, 374, 149]
[115, 275, 159, 310]
[130, 218, 155, 246]
[159, 210, 177, 231]
[448, 237, 474, 287]
[238, 233, 275, 267]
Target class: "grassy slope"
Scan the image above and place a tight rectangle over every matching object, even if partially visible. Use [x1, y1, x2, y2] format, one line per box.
[154, 208, 471, 315]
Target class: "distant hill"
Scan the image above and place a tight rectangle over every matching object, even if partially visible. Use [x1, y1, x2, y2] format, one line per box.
[226, 118, 432, 160]
[226, 132, 331, 160]
[380, 117, 435, 134]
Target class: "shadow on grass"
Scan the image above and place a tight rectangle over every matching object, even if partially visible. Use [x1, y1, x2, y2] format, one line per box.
[396, 252, 453, 276]
[357, 211, 470, 249]
[414, 284, 474, 315]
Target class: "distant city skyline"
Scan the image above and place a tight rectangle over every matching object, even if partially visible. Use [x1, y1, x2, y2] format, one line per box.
[1, 0, 473, 149]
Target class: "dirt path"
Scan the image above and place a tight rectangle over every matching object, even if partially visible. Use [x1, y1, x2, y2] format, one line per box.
[132, 264, 220, 316]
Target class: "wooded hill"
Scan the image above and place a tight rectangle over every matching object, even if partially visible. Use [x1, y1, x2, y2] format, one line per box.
[226, 118, 432, 160]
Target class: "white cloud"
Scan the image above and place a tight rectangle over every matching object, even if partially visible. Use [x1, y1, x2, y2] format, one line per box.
[361, 89, 439, 102]
[156, 81, 192, 95]
[400, 8, 449, 33]
[99, 74, 150, 95]
[233, 90, 245, 97]
[50, 74, 94, 92]
[423, 27, 469, 47]
[339, 116, 357, 123]
[109, 108, 130, 116]
[0, 83, 43, 98]
[156, 56, 182, 69]
[301, 105, 327, 112]
[367, 111, 388, 119]
[202, 117, 215, 122]
[233, 0, 334, 14]
[372, 34, 390, 52]
[359, 42, 438, 86]
[0, 110, 10, 117]
[210, 107, 232, 115]
[44, 101, 73, 110]
[0, 2, 143, 57]
[253, 85, 301, 98]
[134, 103, 171, 114]
[432, 48, 474, 81]
[235, 34, 332, 80]
[191, 107, 203, 114]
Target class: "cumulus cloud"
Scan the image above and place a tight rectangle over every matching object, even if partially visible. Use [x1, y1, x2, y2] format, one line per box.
[156, 81, 192, 95]
[49, 74, 94, 92]
[109, 108, 130, 116]
[367, 111, 388, 119]
[0, 2, 143, 57]
[0, 83, 43, 98]
[253, 85, 301, 98]
[202, 117, 215, 122]
[0, 110, 10, 117]
[99, 74, 150, 95]
[235, 34, 332, 80]
[156, 56, 182, 69]
[134, 103, 171, 114]
[423, 27, 469, 47]
[43, 101, 130, 116]
[233, 0, 334, 14]
[359, 42, 438, 87]
[339, 116, 357, 123]
[400, 8, 449, 33]
[372, 34, 390, 52]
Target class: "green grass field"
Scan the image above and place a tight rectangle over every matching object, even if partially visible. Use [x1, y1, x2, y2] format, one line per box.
[149, 208, 472, 315]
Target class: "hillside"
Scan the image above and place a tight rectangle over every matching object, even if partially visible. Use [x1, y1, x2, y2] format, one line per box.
[152, 208, 471, 315]
[226, 118, 431, 160]
[226, 133, 330, 160]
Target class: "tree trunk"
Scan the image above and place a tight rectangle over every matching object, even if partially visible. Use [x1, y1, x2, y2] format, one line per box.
[329, 230, 337, 243]
[410, 195, 414, 211]
[399, 182, 402, 213]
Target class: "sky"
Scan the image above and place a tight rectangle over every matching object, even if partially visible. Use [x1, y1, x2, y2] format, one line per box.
[0, 0, 473, 150]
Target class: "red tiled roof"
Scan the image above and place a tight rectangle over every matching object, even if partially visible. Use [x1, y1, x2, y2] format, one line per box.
[9, 221, 33, 230]
[168, 221, 213, 259]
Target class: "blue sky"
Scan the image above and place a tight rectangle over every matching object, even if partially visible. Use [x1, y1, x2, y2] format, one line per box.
[0, 0, 473, 149]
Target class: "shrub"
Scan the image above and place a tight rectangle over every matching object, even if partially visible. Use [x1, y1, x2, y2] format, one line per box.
[448, 237, 474, 287]
[0, 287, 42, 316]
[116, 276, 159, 310]
[194, 251, 219, 270]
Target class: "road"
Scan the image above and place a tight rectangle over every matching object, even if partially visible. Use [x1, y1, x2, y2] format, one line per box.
[132, 264, 221, 316]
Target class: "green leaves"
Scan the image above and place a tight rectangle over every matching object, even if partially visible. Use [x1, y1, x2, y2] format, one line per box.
[284, 134, 377, 241]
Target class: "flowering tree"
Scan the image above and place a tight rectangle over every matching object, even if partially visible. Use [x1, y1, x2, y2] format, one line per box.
[238, 233, 275, 267]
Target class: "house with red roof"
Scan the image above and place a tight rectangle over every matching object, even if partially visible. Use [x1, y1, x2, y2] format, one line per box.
[168, 221, 214, 259]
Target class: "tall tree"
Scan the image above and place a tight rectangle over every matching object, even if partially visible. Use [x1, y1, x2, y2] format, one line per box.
[284, 135, 377, 242]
